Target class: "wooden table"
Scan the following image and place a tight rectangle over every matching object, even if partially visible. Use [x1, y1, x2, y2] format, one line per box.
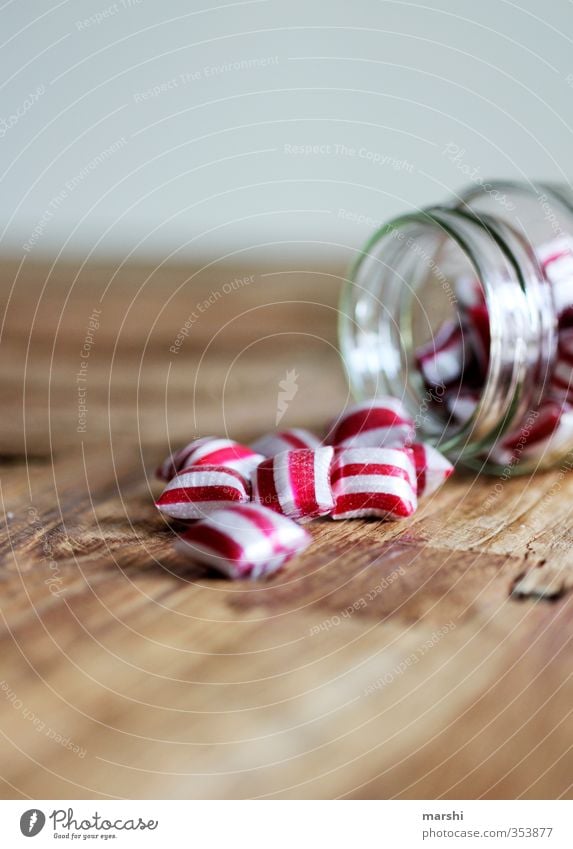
[1, 257, 572, 800]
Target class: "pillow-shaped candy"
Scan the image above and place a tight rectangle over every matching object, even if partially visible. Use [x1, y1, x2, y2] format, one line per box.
[175, 503, 311, 579]
[331, 447, 417, 520]
[156, 465, 250, 520]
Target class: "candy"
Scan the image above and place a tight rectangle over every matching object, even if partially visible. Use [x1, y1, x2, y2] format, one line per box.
[155, 465, 250, 520]
[443, 388, 479, 425]
[415, 321, 466, 389]
[466, 304, 490, 377]
[155, 402, 457, 577]
[410, 443, 454, 497]
[156, 436, 211, 481]
[455, 273, 485, 309]
[174, 503, 311, 579]
[488, 401, 568, 465]
[156, 437, 264, 482]
[329, 397, 415, 449]
[533, 407, 573, 461]
[537, 235, 573, 317]
[549, 327, 573, 402]
[250, 427, 321, 458]
[331, 447, 417, 520]
[251, 447, 334, 522]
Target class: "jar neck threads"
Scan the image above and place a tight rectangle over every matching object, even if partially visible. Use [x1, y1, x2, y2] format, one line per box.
[340, 203, 556, 468]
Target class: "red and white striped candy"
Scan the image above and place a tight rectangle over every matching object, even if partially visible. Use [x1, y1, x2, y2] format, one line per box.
[174, 503, 311, 579]
[538, 235, 573, 317]
[410, 443, 454, 498]
[155, 465, 249, 520]
[466, 304, 490, 377]
[156, 437, 264, 482]
[331, 447, 417, 520]
[455, 273, 485, 309]
[329, 397, 415, 449]
[252, 447, 334, 522]
[415, 321, 465, 389]
[444, 388, 479, 425]
[250, 427, 321, 458]
[156, 436, 212, 481]
[489, 401, 570, 465]
[533, 406, 573, 462]
[549, 327, 573, 402]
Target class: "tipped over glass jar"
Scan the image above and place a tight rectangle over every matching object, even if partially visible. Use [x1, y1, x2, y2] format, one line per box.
[339, 181, 573, 473]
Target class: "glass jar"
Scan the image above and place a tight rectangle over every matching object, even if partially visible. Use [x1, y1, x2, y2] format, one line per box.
[339, 181, 573, 473]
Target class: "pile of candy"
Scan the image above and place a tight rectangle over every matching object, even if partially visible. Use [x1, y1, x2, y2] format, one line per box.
[155, 398, 453, 579]
[424, 237, 573, 463]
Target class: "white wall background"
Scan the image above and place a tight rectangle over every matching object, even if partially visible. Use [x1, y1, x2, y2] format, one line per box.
[1, 0, 573, 263]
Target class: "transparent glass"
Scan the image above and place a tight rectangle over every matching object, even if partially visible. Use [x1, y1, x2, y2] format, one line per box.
[339, 181, 573, 473]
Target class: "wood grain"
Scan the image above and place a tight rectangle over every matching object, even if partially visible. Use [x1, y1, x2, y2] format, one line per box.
[0, 257, 572, 799]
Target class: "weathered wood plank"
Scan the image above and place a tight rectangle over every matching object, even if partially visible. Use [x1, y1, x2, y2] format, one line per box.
[1, 259, 572, 799]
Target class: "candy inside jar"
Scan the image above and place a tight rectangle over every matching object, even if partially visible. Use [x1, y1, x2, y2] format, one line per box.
[340, 181, 573, 473]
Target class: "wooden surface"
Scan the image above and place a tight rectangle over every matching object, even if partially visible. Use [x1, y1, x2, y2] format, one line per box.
[1, 256, 573, 800]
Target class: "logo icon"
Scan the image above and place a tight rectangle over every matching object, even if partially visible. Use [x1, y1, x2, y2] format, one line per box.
[276, 368, 299, 425]
[20, 810, 45, 837]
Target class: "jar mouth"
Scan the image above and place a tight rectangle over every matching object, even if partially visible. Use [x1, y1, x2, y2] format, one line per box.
[340, 207, 553, 464]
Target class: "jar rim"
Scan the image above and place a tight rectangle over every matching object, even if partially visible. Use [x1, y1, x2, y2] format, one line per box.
[340, 205, 551, 463]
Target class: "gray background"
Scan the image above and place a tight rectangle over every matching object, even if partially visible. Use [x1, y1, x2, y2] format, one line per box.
[1, 0, 572, 263]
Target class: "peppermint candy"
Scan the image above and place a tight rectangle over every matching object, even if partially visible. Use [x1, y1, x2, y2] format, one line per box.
[489, 401, 568, 466]
[466, 304, 490, 377]
[156, 437, 264, 482]
[175, 503, 311, 579]
[549, 327, 573, 402]
[156, 401, 457, 577]
[533, 407, 573, 462]
[250, 427, 321, 458]
[444, 388, 479, 425]
[410, 443, 454, 498]
[252, 447, 334, 522]
[455, 273, 485, 309]
[537, 235, 573, 318]
[155, 465, 250, 520]
[329, 397, 415, 449]
[331, 447, 417, 520]
[415, 321, 465, 389]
